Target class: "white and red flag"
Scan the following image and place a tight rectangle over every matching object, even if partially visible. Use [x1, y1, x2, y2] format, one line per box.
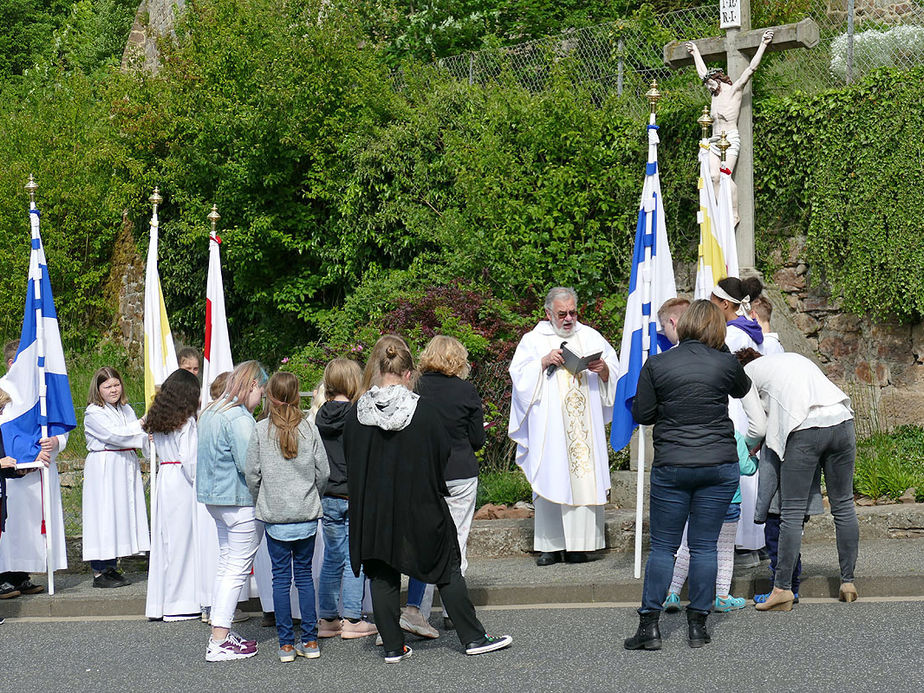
[201, 224, 233, 406]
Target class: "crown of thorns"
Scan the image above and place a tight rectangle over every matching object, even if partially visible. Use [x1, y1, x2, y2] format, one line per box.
[703, 68, 725, 82]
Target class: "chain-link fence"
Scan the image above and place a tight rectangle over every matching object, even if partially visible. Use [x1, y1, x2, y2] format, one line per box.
[429, 3, 924, 118]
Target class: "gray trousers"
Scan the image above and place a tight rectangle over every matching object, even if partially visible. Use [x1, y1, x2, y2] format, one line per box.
[775, 420, 858, 589]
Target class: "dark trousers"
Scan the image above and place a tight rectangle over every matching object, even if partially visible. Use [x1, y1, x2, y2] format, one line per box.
[89, 559, 117, 573]
[642, 462, 739, 614]
[0, 571, 28, 585]
[763, 515, 802, 594]
[364, 559, 484, 651]
[266, 533, 318, 645]
[776, 421, 858, 589]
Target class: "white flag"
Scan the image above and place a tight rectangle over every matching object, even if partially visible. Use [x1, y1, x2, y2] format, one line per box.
[144, 197, 178, 407]
[201, 232, 233, 405]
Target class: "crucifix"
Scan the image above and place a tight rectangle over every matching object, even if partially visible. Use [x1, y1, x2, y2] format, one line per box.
[663, 0, 819, 274]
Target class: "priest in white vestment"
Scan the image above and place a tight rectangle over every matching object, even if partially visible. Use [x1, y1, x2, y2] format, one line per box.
[508, 287, 618, 566]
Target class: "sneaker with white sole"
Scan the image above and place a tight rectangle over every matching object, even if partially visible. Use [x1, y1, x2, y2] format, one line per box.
[206, 637, 257, 662]
[200, 608, 211, 624]
[295, 640, 320, 659]
[318, 618, 342, 638]
[384, 645, 413, 663]
[279, 644, 296, 662]
[342, 618, 378, 639]
[228, 631, 257, 649]
[399, 607, 439, 639]
[465, 634, 513, 656]
[375, 634, 383, 646]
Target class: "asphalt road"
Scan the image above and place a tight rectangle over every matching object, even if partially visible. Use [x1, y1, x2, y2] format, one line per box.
[4, 600, 923, 692]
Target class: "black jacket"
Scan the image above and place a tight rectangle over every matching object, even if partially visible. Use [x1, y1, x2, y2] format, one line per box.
[632, 339, 750, 468]
[344, 403, 458, 583]
[0, 433, 18, 532]
[416, 372, 485, 481]
[315, 400, 352, 498]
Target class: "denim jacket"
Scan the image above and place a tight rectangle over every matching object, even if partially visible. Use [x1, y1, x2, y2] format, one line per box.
[196, 403, 257, 506]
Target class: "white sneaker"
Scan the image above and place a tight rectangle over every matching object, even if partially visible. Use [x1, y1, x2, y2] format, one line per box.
[465, 634, 513, 656]
[384, 645, 413, 663]
[206, 637, 257, 662]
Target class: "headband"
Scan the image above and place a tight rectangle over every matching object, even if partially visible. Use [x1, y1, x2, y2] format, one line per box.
[712, 285, 752, 317]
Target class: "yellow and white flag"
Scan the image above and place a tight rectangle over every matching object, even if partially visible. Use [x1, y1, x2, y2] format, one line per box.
[143, 191, 178, 407]
[693, 141, 737, 298]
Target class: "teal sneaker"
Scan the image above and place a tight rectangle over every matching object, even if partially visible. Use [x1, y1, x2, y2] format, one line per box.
[663, 592, 681, 613]
[714, 595, 746, 612]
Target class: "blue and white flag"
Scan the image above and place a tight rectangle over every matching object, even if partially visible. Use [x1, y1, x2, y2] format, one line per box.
[0, 201, 77, 467]
[610, 119, 677, 452]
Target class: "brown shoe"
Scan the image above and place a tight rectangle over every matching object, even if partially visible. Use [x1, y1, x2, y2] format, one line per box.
[318, 618, 342, 638]
[839, 583, 858, 602]
[755, 589, 794, 612]
[341, 618, 378, 639]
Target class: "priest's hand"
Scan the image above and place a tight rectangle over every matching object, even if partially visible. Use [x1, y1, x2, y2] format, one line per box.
[587, 358, 609, 382]
[541, 349, 564, 371]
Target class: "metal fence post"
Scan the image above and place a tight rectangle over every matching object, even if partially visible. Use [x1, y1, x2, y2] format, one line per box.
[617, 38, 625, 96]
[469, 53, 474, 86]
[847, 0, 855, 84]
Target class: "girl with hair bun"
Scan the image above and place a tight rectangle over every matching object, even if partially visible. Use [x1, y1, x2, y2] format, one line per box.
[344, 336, 511, 663]
[144, 368, 202, 621]
[245, 372, 329, 663]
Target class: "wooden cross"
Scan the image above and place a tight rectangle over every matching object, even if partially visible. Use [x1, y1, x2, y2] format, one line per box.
[662, 0, 819, 275]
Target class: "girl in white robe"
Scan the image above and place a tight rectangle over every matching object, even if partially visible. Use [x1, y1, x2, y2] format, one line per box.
[144, 368, 201, 620]
[82, 367, 149, 585]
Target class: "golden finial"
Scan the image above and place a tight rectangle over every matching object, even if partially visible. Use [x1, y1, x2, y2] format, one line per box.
[149, 187, 163, 209]
[25, 174, 38, 203]
[207, 204, 221, 233]
[697, 106, 713, 140]
[645, 80, 662, 115]
[717, 131, 731, 162]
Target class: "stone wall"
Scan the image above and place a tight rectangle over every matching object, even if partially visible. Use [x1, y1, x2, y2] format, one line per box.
[769, 235, 924, 433]
[104, 214, 145, 364]
[827, 0, 924, 23]
[122, 0, 187, 73]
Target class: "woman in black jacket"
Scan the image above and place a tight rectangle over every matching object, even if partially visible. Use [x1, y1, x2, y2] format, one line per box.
[344, 335, 510, 662]
[402, 336, 485, 636]
[624, 300, 754, 651]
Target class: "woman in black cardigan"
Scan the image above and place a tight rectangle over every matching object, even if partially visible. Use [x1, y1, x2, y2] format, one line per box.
[344, 335, 510, 663]
[402, 336, 485, 636]
[624, 300, 756, 650]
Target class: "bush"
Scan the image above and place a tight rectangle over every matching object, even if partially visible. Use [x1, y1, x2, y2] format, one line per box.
[477, 469, 533, 506]
[854, 425, 924, 502]
[830, 25, 924, 82]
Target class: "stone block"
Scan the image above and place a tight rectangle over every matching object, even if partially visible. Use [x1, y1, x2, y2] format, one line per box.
[818, 335, 858, 359]
[610, 469, 650, 510]
[773, 266, 805, 292]
[826, 313, 862, 334]
[793, 312, 820, 336]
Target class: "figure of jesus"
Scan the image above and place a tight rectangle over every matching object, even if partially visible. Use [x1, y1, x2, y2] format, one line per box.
[687, 29, 773, 223]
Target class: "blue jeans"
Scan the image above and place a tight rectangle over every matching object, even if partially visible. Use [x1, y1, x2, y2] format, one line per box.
[642, 462, 739, 614]
[266, 533, 318, 646]
[318, 497, 366, 620]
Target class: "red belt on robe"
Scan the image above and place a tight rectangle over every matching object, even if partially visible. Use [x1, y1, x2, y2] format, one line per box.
[104, 448, 136, 452]
[160, 461, 181, 465]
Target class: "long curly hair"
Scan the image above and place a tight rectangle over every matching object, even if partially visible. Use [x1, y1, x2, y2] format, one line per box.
[265, 371, 304, 459]
[143, 369, 200, 434]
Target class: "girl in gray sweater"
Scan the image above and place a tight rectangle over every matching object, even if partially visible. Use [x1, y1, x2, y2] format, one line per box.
[245, 372, 329, 663]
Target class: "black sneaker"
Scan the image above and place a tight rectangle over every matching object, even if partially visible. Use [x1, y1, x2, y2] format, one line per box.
[261, 611, 275, 627]
[465, 634, 513, 655]
[93, 572, 129, 589]
[384, 645, 413, 663]
[16, 578, 45, 595]
[0, 582, 21, 599]
[103, 567, 130, 585]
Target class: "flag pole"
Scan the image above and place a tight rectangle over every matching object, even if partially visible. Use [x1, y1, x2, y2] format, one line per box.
[26, 175, 56, 595]
[147, 188, 162, 536]
[634, 82, 662, 579]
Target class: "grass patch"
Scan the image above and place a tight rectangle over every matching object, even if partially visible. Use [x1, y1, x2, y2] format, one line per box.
[855, 425, 924, 502]
[477, 469, 533, 507]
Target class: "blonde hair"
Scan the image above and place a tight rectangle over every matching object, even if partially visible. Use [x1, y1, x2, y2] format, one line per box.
[265, 371, 303, 459]
[87, 366, 128, 407]
[0, 387, 10, 412]
[324, 359, 362, 402]
[361, 335, 415, 392]
[418, 335, 470, 379]
[676, 300, 727, 350]
[207, 360, 268, 412]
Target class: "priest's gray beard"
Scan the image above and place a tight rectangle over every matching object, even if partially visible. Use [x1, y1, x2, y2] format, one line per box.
[551, 324, 575, 339]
